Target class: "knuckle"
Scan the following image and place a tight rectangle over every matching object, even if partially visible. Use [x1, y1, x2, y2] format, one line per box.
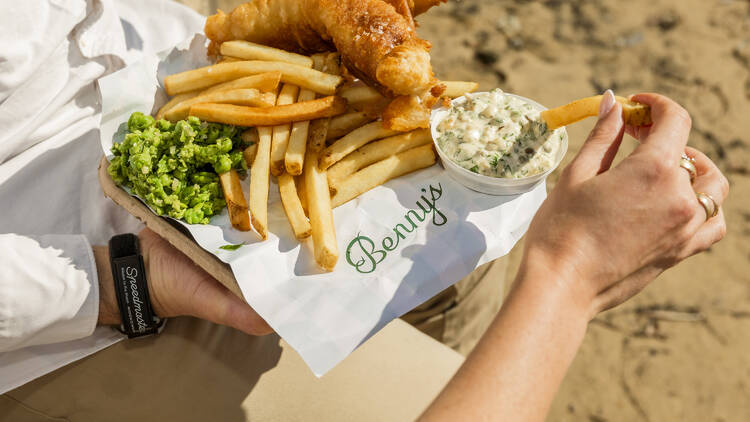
[675, 226, 695, 245]
[684, 146, 699, 157]
[592, 120, 617, 138]
[669, 193, 698, 223]
[587, 132, 608, 146]
[641, 159, 670, 183]
[716, 220, 728, 241]
[654, 158, 674, 176]
[719, 174, 730, 198]
[671, 106, 693, 128]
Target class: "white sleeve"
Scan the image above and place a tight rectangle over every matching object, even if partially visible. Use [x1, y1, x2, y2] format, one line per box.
[0, 234, 100, 352]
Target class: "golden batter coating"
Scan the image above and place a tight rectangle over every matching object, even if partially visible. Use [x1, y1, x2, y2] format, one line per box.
[384, 0, 446, 17]
[205, 0, 443, 97]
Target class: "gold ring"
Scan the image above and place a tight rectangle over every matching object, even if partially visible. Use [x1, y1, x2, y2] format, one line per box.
[679, 155, 697, 184]
[696, 192, 719, 220]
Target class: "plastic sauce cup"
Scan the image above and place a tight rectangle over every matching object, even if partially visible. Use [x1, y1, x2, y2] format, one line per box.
[430, 92, 568, 196]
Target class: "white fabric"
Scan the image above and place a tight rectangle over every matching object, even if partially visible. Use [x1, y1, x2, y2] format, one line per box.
[0, 0, 204, 394]
[0, 234, 99, 352]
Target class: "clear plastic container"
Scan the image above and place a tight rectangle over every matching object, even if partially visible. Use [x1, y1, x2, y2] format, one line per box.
[430, 92, 568, 196]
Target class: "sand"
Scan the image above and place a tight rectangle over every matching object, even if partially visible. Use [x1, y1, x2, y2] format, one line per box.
[420, 2, 750, 421]
[181, 1, 750, 420]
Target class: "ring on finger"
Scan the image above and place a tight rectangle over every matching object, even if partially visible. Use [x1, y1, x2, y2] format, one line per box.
[696, 192, 719, 220]
[679, 155, 697, 184]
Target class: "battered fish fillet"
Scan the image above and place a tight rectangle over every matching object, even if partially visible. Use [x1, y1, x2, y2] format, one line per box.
[383, 0, 446, 19]
[205, 0, 445, 97]
[380, 0, 446, 26]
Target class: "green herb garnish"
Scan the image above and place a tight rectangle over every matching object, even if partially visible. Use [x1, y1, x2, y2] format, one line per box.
[489, 154, 501, 169]
[219, 243, 245, 251]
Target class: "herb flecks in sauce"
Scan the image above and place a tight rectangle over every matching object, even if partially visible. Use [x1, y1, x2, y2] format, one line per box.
[436, 89, 563, 179]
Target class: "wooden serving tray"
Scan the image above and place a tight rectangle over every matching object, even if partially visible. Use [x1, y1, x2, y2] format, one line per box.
[98, 156, 243, 300]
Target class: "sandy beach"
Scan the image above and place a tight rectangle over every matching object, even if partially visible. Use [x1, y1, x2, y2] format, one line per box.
[180, 1, 750, 420]
[418, 2, 749, 420]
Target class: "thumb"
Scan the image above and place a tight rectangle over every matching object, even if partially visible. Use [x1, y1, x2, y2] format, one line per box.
[564, 90, 625, 184]
[187, 278, 274, 336]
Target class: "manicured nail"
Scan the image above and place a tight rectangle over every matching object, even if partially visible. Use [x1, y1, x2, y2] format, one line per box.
[599, 89, 616, 117]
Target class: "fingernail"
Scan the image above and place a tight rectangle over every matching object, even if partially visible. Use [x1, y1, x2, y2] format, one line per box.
[599, 89, 616, 117]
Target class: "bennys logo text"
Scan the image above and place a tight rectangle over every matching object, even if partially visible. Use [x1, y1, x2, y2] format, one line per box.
[345, 183, 446, 274]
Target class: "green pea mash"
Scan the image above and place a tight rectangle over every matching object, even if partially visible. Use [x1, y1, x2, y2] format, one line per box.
[108, 112, 249, 224]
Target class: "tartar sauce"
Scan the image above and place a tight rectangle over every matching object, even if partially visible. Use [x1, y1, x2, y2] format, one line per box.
[436, 89, 564, 179]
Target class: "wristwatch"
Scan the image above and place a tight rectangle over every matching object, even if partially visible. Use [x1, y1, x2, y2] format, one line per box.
[108, 234, 164, 338]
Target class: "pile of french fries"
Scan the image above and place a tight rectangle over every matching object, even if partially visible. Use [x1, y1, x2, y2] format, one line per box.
[156, 40, 478, 271]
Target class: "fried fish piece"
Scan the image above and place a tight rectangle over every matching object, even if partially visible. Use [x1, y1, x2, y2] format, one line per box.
[382, 0, 446, 24]
[205, 0, 441, 97]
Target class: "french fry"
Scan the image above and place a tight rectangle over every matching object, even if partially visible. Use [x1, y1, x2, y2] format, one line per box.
[541, 95, 652, 130]
[248, 122, 275, 240]
[242, 128, 259, 167]
[305, 53, 338, 271]
[217, 56, 243, 64]
[326, 111, 377, 141]
[243, 128, 259, 168]
[220, 40, 314, 68]
[323, 52, 341, 77]
[244, 143, 258, 168]
[278, 173, 312, 239]
[441, 81, 479, 98]
[318, 121, 399, 170]
[305, 119, 338, 271]
[285, 87, 317, 175]
[200, 72, 282, 95]
[339, 85, 384, 105]
[328, 129, 431, 195]
[242, 128, 259, 146]
[295, 174, 308, 215]
[164, 89, 274, 122]
[219, 169, 251, 231]
[270, 84, 301, 176]
[164, 61, 343, 96]
[307, 117, 329, 153]
[189, 96, 347, 127]
[331, 144, 437, 208]
[155, 91, 200, 120]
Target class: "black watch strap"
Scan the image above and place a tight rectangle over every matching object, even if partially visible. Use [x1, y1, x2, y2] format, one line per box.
[108, 234, 163, 338]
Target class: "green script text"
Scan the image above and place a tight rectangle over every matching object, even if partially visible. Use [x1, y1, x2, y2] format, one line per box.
[345, 183, 447, 274]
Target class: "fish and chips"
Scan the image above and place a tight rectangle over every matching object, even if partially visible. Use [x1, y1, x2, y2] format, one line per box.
[110, 0, 651, 272]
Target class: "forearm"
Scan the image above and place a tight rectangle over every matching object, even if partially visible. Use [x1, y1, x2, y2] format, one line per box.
[93, 245, 121, 326]
[420, 255, 590, 421]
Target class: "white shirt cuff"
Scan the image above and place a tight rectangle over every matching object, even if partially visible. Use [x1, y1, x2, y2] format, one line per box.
[0, 234, 100, 352]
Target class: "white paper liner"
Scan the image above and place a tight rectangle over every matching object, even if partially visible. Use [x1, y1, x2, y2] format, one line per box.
[98, 34, 547, 376]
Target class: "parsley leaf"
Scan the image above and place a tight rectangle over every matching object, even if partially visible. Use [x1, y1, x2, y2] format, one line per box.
[219, 243, 245, 251]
